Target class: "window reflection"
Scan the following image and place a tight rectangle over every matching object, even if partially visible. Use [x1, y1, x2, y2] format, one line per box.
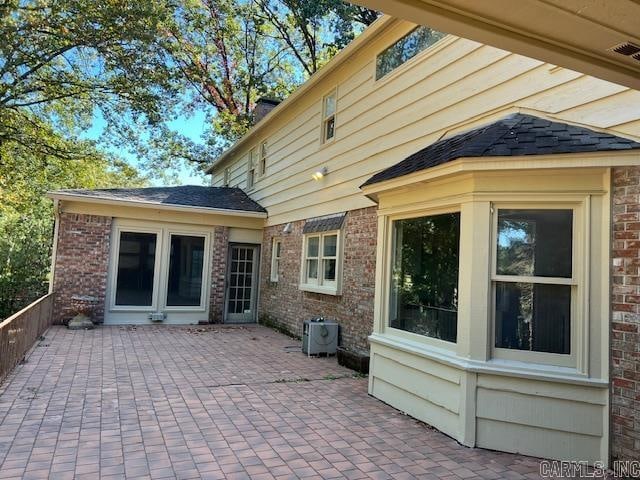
[389, 213, 460, 342]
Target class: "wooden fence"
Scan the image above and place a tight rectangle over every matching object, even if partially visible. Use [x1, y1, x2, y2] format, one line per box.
[0, 293, 54, 383]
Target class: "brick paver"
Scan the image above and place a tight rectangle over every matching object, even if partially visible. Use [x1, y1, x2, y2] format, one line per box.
[0, 325, 543, 479]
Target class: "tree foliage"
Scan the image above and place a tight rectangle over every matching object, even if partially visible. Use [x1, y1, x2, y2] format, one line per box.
[0, 0, 378, 317]
[0, 136, 146, 319]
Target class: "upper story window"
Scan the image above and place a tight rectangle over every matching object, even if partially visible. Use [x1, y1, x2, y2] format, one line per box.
[493, 208, 574, 356]
[271, 238, 281, 282]
[259, 141, 268, 176]
[389, 212, 460, 343]
[322, 91, 336, 143]
[376, 26, 445, 80]
[223, 167, 230, 187]
[247, 148, 256, 189]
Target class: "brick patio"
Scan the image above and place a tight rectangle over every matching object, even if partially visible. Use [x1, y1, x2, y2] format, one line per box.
[0, 325, 543, 479]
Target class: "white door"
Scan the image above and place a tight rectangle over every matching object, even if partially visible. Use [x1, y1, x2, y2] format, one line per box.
[104, 220, 212, 325]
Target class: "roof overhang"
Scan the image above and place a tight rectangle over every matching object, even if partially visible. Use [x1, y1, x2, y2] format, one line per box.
[47, 191, 268, 219]
[361, 150, 640, 201]
[351, 0, 640, 91]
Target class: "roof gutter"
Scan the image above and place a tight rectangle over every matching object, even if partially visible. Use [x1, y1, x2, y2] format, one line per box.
[205, 14, 396, 174]
[46, 192, 268, 219]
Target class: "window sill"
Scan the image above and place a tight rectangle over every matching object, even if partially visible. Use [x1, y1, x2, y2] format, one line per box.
[299, 283, 340, 296]
[369, 333, 607, 388]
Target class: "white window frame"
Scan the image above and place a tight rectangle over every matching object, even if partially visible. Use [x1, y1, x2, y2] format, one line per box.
[270, 238, 281, 282]
[384, 206, 462, 352]
[321, 90, 337, 144]
[299, 230, 342, 295]
[247, 148, 256, 189]
[162, 229, 211, 312]
[108, 222, 211, 313]
[490, 202, 583, 368]
[259, 141, 268, 177]
[109, 225, 163, 312]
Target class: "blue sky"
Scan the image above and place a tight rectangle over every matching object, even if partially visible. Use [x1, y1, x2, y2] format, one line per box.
[84, 110, 211, 186]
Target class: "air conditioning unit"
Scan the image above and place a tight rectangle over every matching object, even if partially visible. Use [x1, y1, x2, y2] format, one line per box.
[302, 318, 339, 356]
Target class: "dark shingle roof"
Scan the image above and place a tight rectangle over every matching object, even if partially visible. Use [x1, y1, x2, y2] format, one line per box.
[54, 186, 266, 213]
[362, 113, 640, 187]
[303, 213, 346, 234]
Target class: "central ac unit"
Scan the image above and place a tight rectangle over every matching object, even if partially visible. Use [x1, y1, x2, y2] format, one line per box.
[302, 318, 339, 356]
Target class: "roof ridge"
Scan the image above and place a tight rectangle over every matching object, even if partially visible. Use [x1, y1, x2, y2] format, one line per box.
[478, 114, 527, 156]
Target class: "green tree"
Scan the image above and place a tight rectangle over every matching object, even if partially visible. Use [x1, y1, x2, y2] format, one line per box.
[0, 136, 146, 319]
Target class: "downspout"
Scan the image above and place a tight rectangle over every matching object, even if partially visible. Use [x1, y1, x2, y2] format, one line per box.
[48, 199, 60, 294]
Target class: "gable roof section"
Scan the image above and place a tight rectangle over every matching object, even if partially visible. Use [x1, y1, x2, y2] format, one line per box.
[362, 113, 640, 187]
[50, 186, 267, 214]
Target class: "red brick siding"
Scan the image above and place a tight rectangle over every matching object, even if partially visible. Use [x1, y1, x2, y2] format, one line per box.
[611, 165, 640, 461]
[209, 226, 229, 323]
[52, 213, 112, 324]
[259, 207, 377, 353]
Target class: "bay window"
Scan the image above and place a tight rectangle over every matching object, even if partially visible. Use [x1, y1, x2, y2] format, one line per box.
[493, 208, 575, 358]
[389, 212, 460, 343]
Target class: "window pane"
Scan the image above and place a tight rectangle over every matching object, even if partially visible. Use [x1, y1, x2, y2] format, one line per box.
[323, 259, 336, 281]
[323, 235, 337, 257]
[376, 26, 446, 80]
[115, 232, 157, 306]
[275, 241, 281, 258]
[389, 213, 460, 342]
[325, 116, 335, 140]
[307, 237, 319, 257]
[324, 94, 336, 117]
[497, 209, 573, 278]
[495, 282, 571, 354]
[166, 235, 205, 306]
[307, 259, 318, 280]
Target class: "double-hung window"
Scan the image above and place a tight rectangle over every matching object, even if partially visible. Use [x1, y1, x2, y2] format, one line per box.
[247, 148, 256, 189]
[300, 231, 341, 294]
[492, 207, 576, 363]
[271, 238, 281, 282]
[259, 142, 267, 176]
[322, 91, 336, 143]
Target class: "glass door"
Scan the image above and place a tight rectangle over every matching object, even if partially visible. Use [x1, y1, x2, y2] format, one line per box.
[106, 222, 211, 325]
[225, 245, 260, 323]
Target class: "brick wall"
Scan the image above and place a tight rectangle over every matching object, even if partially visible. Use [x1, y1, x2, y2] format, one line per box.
[52, 213, 112, 324]
[611, 165, 640, 462]
[209, 226, 229, 323]
[259, 207, 377, 353]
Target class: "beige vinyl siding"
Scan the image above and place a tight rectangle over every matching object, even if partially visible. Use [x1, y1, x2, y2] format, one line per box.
[211, 18, 640, 226]
[369, 343, 463, 439]
[475, 374, 608, 463]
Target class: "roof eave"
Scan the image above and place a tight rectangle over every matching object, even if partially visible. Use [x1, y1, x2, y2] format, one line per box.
[360, 150, 640, 195]
[205, 15, 397, 175]
[46, 191, 268, 218]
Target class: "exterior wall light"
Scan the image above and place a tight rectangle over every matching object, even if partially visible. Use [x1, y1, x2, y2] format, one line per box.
[312, 167, 328, 181]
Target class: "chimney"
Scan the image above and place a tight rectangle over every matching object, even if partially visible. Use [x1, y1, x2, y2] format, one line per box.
[253, 97, 280, 124]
